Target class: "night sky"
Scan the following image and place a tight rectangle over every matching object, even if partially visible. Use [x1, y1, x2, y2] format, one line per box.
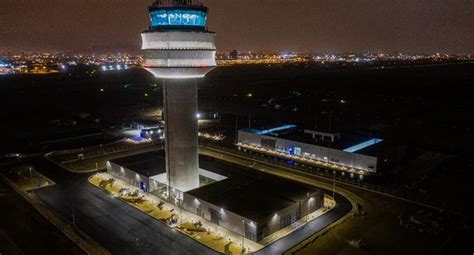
[1, 0, 473, 53]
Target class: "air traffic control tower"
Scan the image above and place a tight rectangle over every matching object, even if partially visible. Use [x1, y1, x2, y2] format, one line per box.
[141, 0, 216, 192]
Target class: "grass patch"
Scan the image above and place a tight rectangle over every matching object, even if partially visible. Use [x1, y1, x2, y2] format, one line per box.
[179, 221, 206, 232]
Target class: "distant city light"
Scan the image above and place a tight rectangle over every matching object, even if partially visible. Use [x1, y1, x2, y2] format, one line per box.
[100, 63, 131, 72]
[198, 132, 225, 141]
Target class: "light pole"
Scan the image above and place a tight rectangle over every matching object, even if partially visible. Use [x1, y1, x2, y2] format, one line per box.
[235, 114, 239, 144]
[69, 177, 83, 229]
[71, 200, 76, 228]
[179, 201, 182, 225]
[135, 236, 140, 253]
[332, 170, 336, 200]
[241, 218, 245, 254]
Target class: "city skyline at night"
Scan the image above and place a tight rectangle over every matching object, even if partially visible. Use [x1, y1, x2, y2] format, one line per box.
[1, 0, 473, 53]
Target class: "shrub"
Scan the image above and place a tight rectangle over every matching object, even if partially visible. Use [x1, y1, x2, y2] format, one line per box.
[157, 201, 165, 210]
[130, 190, 139, 197]
[119, 188, 129, 195]
[99, 178, 115, 189]
[122, 197, 145, 204]
[99, 180, 109, 189]
[224, 242, 232, 254]
[179, 222, 206, 232]
[194, 221, 203, 229]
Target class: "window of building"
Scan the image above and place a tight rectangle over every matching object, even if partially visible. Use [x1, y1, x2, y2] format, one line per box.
[150, 9, 207, 27]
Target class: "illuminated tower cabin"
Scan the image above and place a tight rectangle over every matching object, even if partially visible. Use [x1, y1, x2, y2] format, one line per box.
[141, 0, 216, 192]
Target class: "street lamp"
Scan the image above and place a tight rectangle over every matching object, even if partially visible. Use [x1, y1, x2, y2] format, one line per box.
[135, 236, 140, 253]
[241, 218, 245, 253]
[69, 177, 84, 229]
[71, 201, 76, 228]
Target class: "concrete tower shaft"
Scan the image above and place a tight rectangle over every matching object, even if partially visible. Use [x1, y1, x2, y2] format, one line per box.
[163, 80, 199, 191]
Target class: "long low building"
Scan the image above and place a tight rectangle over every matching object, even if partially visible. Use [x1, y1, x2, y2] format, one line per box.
[106, 151, 325, 243]
[238, 124, 390, 175]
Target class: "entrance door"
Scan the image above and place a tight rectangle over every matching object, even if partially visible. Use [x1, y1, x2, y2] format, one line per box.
[209, 208, 220, 225]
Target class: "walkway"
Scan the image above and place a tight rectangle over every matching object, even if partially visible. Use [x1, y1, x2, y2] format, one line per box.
[93, 172, 263, 253]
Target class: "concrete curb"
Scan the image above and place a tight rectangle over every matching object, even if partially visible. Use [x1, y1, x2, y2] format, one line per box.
[284, 211, 355, 255]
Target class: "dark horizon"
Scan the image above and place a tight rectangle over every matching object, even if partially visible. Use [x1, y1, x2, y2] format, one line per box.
[1, 0, 473, 54]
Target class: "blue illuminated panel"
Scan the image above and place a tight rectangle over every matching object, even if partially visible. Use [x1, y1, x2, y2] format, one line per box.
[252, 124, 296, 135]
[287, 147, 294, 154]
[150, 9, 207, 27]
[343, 138, 383, 153]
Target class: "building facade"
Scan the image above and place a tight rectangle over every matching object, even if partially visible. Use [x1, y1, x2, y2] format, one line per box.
[238, 128, 380, 173]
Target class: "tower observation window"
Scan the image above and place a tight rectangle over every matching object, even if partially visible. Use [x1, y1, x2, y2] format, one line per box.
[150, 9, 207, 27]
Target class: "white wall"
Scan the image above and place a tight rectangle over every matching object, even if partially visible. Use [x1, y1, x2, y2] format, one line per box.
[238, 130, 378, 173]
[182, 193, 254, 239]
[106, 161, 150, 190]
